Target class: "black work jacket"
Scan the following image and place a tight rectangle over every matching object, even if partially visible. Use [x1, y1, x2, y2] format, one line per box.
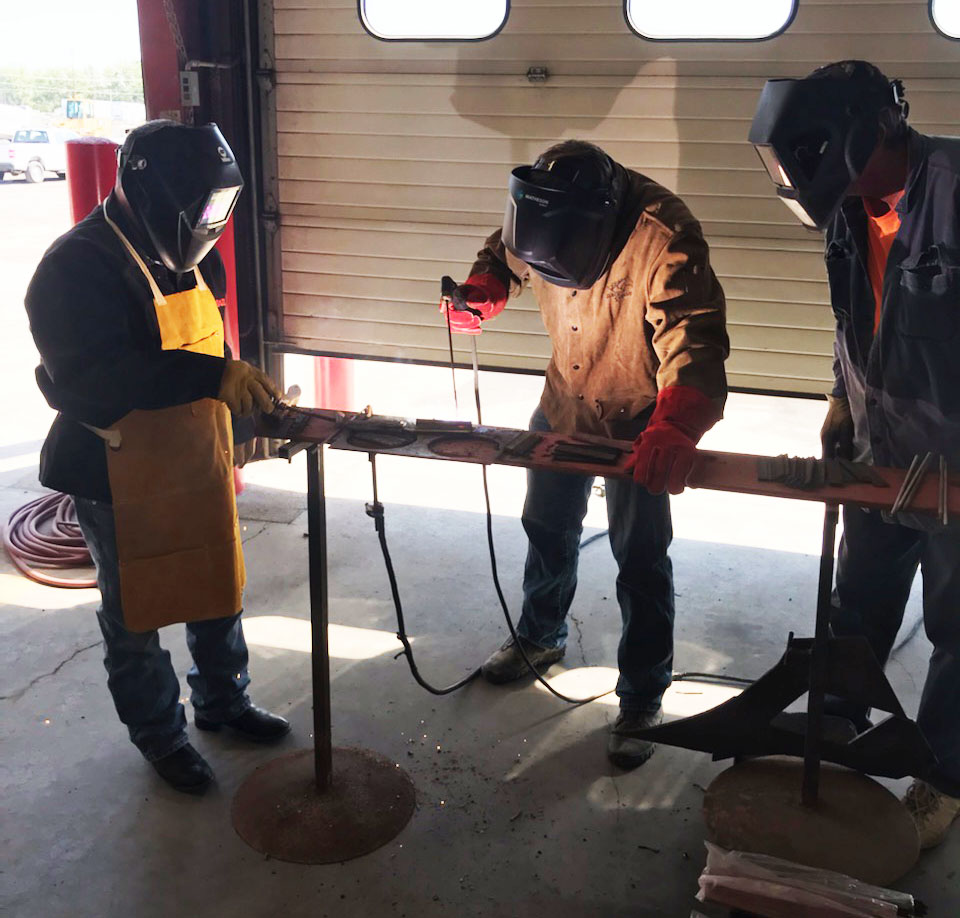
[25, 196, 236, 502]
[825, 129, 960, 480]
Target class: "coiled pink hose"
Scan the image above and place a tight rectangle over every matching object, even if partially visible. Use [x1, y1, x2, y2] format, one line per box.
[3, 493, 97, 588]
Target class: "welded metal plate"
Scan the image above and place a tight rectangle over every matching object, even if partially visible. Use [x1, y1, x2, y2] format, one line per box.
[427, 433, 503, 461]
[703, 756, 919, 886]
[232, 747, 416, 864]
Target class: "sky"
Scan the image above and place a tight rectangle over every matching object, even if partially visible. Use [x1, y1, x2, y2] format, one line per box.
[0, 0, 142, 69]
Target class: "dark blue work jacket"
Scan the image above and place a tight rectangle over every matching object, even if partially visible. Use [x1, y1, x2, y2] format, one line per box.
[25, 196, 249, 503]
[825, 129, 960, 484]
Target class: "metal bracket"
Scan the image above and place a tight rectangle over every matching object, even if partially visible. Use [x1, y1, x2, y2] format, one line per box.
[255, 67, 276, 91]
[526, 66, 549, 83]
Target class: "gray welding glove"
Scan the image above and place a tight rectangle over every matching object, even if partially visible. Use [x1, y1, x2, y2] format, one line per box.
[820, 394, 854, 460]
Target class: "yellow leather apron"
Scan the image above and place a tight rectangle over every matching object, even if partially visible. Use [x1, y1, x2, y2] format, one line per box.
[98, 211, 245, 632]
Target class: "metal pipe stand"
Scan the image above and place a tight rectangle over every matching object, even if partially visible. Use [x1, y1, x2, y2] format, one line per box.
[231, 444, 416, 864]
[701, 503, 919, 885]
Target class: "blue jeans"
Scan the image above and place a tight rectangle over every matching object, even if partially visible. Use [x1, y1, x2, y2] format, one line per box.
[518, 409, 674, 712]
[74, 497, 252, 762]
[830, 506, 960, 797]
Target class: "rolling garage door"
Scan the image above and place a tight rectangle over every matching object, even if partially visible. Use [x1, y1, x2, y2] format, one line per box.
[261, 0, 960, 395]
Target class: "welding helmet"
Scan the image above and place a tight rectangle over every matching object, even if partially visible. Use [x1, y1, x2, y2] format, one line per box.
[748, 61, 908, 230]
[502, 143, 626, 289]
[118, 121, 244, 273]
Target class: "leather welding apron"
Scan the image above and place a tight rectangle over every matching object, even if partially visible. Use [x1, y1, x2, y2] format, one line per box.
[97, 212, 245, 632]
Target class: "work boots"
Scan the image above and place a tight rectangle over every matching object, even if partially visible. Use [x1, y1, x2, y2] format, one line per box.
[152, 743, 214, 795]
[481, 636, 565, 684]
[903, 780, 960, 849]
[607, 708, 663, 770]
[195, 704, 291, 742]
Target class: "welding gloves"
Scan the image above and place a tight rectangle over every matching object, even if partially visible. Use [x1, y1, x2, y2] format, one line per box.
[439, 273, 508, 335]
[626, 386, 720, 495]
[219, 359, 281, 417]
[820, 394, 854, 460]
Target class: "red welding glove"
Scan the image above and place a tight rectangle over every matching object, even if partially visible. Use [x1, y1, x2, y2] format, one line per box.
[625, 386, 720, 495]
[439, 273, 508, 335]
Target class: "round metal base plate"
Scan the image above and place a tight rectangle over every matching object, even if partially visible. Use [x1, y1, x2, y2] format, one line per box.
[231, 746, 416, 864]
[703, 756, 920, 886]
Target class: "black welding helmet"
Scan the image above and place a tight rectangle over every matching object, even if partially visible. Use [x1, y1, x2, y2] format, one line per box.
[502, 144, 626, 289]
[748, 61, 907, 230]
[118, 121, 244, 273]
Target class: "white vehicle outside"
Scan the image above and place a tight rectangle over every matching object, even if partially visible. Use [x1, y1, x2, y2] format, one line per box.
[4, 128, 79, 183]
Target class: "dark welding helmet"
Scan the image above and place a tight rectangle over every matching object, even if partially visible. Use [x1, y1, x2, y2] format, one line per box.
[748, 62, 907, 230]
[502, 144, 625, 289]
[118, 121, 244, 273]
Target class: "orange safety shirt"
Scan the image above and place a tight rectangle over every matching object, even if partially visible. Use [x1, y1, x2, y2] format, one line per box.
[864, 190, 905, 332]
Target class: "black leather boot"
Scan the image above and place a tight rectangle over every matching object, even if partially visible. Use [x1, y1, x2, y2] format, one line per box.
[195, 704, 291, 743]
[151, 743, 214, 794]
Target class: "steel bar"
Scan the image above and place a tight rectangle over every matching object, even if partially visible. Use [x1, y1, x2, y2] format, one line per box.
[890, 454, 922, 514]
[259, 409, 959, 518]
[892, 452, 933, 515]
[470, 336, 483, 426]
[306, 445, 333, 790]
[802, 502, 840, 808]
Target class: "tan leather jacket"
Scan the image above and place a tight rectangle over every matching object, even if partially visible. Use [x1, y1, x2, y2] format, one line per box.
[472, 169, 729, 438]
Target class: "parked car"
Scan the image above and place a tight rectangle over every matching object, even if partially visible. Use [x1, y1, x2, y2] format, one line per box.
[5, 128, 78, 183]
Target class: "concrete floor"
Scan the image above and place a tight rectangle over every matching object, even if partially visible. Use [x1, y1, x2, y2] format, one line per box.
[2, 180, 957, 917]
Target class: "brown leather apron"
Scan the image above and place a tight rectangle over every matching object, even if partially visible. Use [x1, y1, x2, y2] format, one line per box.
[95, 211, 245, 632]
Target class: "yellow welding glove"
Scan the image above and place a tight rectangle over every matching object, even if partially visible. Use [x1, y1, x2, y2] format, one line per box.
[219, 359, 280, 417]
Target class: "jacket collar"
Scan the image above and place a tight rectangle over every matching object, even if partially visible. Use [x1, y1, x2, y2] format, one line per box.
[838, 128, 924, 229]
[896, 128, 928, 216]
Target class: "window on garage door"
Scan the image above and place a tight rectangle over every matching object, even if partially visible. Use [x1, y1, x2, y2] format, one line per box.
[359, 0, 509, 40]
[625, 0, 796, 40]
[931, 0, 960, 37]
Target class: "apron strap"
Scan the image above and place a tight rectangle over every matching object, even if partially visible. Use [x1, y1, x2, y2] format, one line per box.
[81, 422, 122, 449]
[103, 203, 168, 305]
[104, 204, 210, 301]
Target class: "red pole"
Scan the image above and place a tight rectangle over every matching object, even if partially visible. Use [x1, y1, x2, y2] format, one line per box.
[214, 218, 247, 494]
[314, 357, 355, 411]
[65, 138, 118, 225]
[215, 218, 241, 358]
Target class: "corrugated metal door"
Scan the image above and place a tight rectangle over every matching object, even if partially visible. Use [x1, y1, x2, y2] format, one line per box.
[264, 0, 960, 394]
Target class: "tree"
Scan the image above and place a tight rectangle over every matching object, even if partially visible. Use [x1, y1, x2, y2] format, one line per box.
[0, 62, 144, 113]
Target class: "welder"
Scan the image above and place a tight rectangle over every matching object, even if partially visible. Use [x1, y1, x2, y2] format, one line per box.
[25, 120, 290, 795]
[442, 140, 729, 769]
[750, 60, 960, 847]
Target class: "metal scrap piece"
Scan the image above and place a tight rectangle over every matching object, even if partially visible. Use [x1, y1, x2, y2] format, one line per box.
[551, 440, 624, 466]
[501, 431, 543, 459]
[415, 418, 474, 433]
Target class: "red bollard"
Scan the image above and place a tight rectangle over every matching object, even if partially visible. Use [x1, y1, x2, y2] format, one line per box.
[314, 357, 355, 411]
[215, 219, 246, 495]
[65, 137, 119, 225]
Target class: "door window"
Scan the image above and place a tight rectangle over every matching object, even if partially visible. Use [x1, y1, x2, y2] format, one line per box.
[359, 0, 508, 39]
[625, 0, 796, 40]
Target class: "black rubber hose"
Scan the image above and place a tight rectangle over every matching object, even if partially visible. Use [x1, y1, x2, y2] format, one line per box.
[480, 465, 614, 706]
[366, 455, 480, 695]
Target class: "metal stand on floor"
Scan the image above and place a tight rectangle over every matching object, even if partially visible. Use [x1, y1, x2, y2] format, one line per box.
[700, 503, 921, 886]
[231, 443, 415, 864]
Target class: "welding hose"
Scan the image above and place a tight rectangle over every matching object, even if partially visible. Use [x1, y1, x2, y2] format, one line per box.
[367, 454, 481, 695]
[3, 493, 97, 588]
